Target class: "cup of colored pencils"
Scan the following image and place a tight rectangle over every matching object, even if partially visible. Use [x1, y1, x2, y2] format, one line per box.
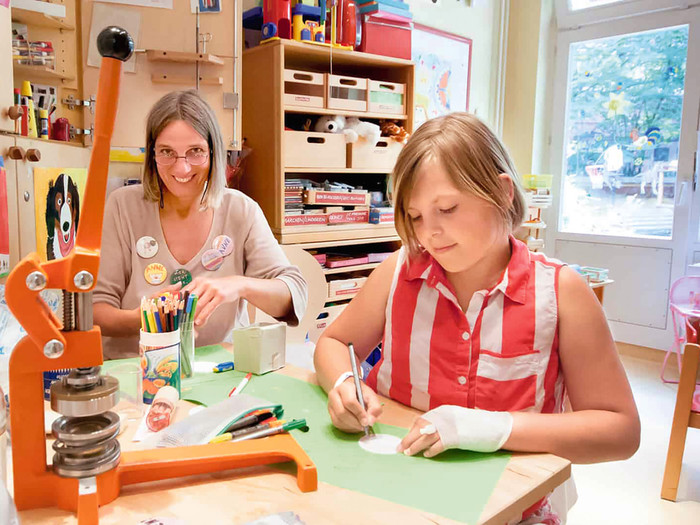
[139, 292, 198, 403]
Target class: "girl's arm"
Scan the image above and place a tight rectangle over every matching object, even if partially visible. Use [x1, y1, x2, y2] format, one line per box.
[314, 251, 399, 431]
[504, 266, 640, 463]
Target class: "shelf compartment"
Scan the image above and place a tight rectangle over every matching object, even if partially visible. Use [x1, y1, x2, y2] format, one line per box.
[146, 49, 224, 65]
[277, 223, 398, 245]
[284, 105, 408, 121]
[151, 74, 224, 86]
[323, 262, 380, 275]
[11, 7, 74, 30]
[285, 167, 392, 174]
[13, 64, 74, 82]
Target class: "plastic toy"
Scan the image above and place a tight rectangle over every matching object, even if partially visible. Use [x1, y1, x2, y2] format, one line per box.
[292, 1, 326, 43]
[262, 0, 292, 40]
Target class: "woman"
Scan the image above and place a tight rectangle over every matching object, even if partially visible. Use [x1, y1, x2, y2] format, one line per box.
[94, 90, 307, 359]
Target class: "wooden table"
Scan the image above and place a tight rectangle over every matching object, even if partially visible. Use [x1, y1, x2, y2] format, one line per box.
[16, 365, 571, 525]
[591, 279, 614, 305]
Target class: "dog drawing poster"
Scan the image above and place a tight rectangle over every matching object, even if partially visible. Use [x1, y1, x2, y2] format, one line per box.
[33, 168, 87, 262]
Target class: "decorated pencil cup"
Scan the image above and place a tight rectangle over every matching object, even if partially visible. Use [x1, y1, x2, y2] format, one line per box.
[139, 329, 181, 404]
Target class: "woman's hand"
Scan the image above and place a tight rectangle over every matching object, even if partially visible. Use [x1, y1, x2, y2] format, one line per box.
[327, 379, 383, 433]
[183, 276, 248, 327]
[397, 417, 444, 458]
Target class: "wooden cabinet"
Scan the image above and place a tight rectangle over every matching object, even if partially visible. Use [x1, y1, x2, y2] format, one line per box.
[241, 39, 413, 313]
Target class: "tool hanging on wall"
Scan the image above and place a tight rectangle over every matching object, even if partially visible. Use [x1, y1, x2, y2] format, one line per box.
[6, 25, 317, 525]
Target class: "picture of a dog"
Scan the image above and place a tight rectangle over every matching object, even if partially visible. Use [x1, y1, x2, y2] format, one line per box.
[45, 173, 80, 260]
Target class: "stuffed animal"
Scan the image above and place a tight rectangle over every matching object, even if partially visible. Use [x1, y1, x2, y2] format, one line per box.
[314, 115, 381, 146]
[380, 119, 410, 144]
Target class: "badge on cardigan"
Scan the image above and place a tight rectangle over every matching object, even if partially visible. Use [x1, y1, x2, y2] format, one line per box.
[171, 268, 193, 286]
[213, 235, 233, 257]
[201, 249, 224, 271]
[145, 263, 167, 285]
[136, 236, 158, 259]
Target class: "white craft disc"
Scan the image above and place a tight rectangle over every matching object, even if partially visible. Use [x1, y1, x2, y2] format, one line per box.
[358, 433, 401, 455]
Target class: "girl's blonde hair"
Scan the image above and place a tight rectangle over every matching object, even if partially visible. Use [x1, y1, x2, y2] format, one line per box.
[142, 90, 226, 209]
[392, 112, 526, 255]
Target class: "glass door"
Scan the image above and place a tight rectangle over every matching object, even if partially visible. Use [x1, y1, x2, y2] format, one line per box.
[548, 6, 700, 350]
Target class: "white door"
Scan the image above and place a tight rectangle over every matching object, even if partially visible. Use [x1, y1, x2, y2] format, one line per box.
[548, 4, 700, 350]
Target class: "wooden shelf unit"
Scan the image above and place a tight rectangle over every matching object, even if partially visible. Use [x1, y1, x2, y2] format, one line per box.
[13, 63, 74, 82]
[145, 49, 225, 65]
[242, 39, 412, 307]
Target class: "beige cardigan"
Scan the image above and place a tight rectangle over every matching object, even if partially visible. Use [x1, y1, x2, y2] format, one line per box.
[93, 185, 307, 359]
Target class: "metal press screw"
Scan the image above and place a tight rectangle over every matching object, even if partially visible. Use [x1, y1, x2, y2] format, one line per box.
[73, 271, 94, 290]
[26, 271, 47, 291]
[44, 339, 64, 358]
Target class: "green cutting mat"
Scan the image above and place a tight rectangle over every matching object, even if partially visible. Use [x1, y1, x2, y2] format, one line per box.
[107, 345, 511, 524]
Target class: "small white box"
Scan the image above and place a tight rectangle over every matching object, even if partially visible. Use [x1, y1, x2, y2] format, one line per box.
[233, 322, 286, 375]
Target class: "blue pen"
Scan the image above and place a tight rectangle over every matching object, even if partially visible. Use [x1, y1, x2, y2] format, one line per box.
[213, 361, 234, 373]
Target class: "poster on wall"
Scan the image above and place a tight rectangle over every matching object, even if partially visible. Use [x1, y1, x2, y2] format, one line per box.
[0, 157, 8, 278]
[411, 24, 472, 129]
[33, 168, 87, 262]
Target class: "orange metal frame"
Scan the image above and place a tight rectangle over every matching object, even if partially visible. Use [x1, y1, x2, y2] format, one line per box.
[5, 45, 317, 525]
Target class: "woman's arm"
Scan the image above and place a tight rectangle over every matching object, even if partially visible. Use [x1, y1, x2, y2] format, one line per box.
[93, 302, 141, 337]
[503, 266, 640, 463]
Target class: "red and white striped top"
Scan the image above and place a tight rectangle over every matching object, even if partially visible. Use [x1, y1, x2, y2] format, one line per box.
[366, 237, 566, 416]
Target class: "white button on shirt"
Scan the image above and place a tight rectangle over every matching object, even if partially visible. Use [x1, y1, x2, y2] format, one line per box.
[457, 376, 467, 385]
[462, 332, 470, 340]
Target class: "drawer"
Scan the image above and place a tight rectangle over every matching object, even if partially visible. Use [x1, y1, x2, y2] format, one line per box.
[327, 276, 367, 300]
[368, 80, 406, 114]
[284, 69, 325, 108]
[284, 131, 346, 168]
[327, 74, 368, 112]
[347, 138, 403, 170]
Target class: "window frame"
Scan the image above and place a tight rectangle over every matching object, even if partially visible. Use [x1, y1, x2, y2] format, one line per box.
[555, 0, 700, 29]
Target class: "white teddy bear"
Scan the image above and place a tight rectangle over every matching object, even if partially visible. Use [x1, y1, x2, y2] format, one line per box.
[314, 115, 381, 147]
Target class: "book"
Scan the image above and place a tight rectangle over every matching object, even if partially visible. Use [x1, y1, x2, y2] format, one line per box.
[359, 2, 413, 20]
[284, 214, 328, 227]
[328, 210, 370, 225]
[326, 255, 370, 268]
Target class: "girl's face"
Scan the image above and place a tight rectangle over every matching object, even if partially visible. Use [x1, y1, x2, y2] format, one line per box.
[154, 120, 210, 204]
[406, 159, 509, 274]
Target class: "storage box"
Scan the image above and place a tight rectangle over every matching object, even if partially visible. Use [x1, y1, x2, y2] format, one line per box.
[327, 74, 368, 112]
[284, 131, 346, 168]
[304, 190, 371, 206]
[284, 69, 325, 108]
[232, 322, 286, 375]
[328, 209, 370, 225]
[328, 276, 368, 300]
[358, 13, 412, 60]
[368, 80, 406, 114]
[308, 304, 346, 343]
[347, 138, 403, 170]
[284, 213, 329, 227]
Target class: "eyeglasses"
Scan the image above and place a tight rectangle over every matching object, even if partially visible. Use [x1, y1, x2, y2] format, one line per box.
[154, 148, 210, 166]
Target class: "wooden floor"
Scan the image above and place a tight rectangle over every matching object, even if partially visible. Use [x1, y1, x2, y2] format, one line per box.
[567, 344, 700, 524]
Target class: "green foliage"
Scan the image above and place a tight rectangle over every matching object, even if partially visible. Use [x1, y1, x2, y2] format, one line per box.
[567, 26, 688, 150]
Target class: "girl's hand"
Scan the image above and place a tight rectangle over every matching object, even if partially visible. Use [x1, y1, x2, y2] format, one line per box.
[183, 276, 247, 327]
[327, 379, 383, 433]
[397, 417, 444, 458]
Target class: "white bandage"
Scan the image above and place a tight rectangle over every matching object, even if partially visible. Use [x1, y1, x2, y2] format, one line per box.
[421, 405, 513, 453]
[332, 371, 355, 391]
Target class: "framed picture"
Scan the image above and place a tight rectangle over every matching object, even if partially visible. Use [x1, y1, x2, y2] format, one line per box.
[191, 0, 221, 14]
[411, 24, 472, 128]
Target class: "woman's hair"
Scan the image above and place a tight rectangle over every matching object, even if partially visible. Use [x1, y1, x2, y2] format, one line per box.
[392, 112, 526, 255]
[142, 90, 226, 209]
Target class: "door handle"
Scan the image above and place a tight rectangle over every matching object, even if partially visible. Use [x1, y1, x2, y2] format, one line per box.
[677, 180, 688, 206]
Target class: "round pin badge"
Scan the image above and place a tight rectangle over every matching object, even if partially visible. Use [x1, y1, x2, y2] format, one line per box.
[213, 235, 233, 257]
[171, 268, 192, 286]
[201, 249, 224, 271]
[144, 263, 167, 285]
[136, 236, 158, 259]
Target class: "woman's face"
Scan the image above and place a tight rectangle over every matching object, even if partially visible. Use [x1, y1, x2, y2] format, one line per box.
[154, 120, 210, 204]
[406, 159, 508, 274]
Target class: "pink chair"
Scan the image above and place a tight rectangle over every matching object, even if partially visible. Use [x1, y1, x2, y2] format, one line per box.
[664, 276, 700, 383]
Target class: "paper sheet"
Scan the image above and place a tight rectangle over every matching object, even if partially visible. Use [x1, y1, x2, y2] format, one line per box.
[87, 3, 141, 73]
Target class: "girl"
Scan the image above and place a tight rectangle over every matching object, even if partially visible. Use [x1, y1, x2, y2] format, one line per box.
[314, 113, 639, 523]
[94, 90, 307, 359]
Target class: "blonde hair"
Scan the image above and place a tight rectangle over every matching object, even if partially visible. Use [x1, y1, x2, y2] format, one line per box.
[392, 112, 526, 255]
[142, 90, 226, 209]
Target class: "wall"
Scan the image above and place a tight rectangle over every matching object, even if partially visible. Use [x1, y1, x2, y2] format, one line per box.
[406, 0, 504, 127]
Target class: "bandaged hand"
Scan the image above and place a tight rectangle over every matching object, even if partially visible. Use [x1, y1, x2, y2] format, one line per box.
[398, 405, 513, 457]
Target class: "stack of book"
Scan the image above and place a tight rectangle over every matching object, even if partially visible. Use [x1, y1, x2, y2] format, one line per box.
[284, 179, 305, 215]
